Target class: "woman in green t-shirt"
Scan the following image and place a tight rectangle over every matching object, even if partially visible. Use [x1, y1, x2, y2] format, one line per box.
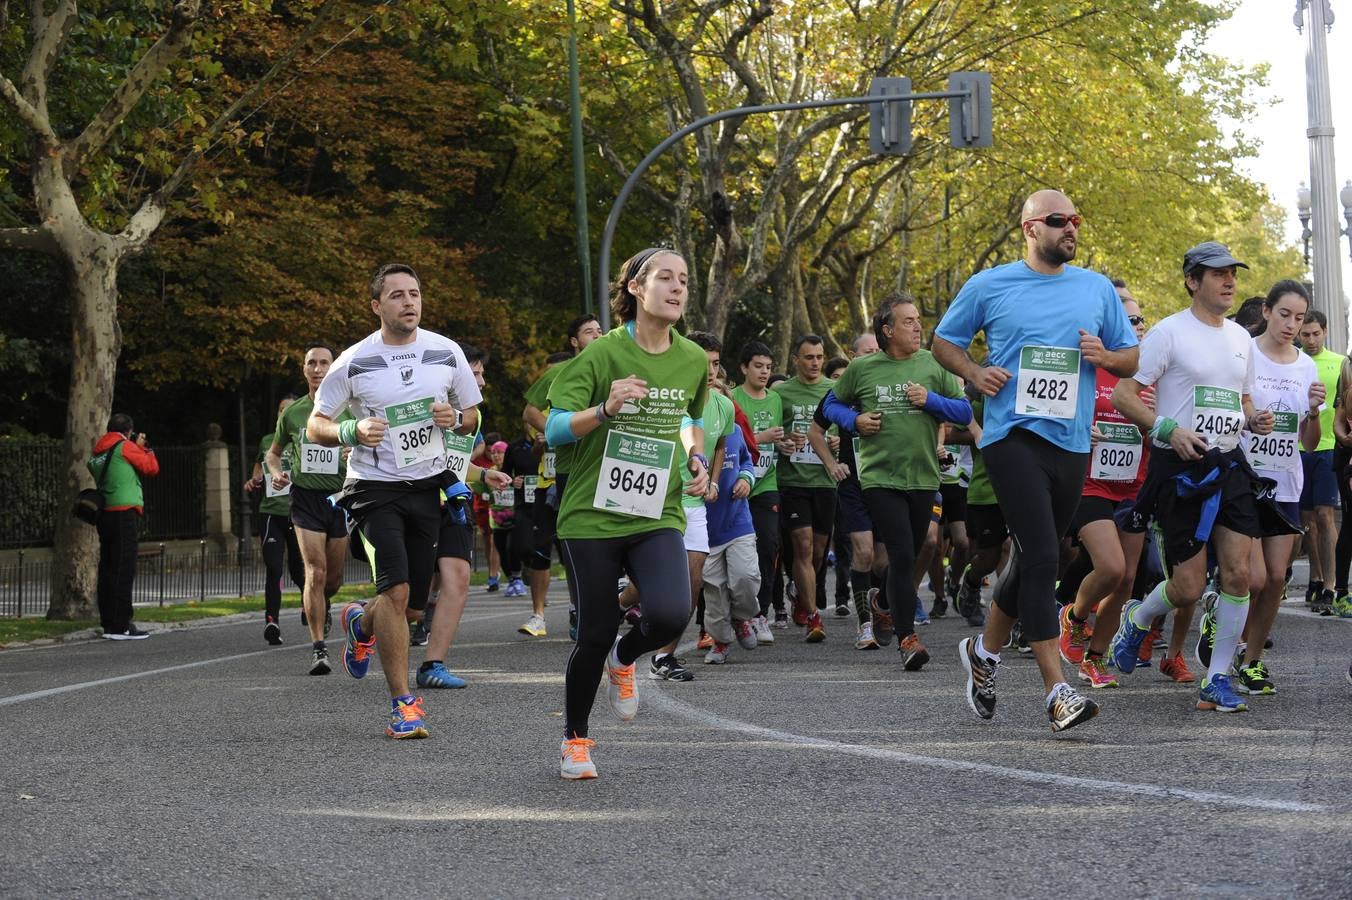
[544, 247, 710, 780]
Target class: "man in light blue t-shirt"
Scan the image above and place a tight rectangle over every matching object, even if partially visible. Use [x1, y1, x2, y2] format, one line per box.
[932, 188, 1138, 734]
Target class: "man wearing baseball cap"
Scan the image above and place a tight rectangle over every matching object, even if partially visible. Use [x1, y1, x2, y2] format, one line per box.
[1108, 241, 1299, 714]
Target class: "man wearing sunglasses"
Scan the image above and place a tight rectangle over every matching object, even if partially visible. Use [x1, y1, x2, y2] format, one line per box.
[933, 189, 1139, 733]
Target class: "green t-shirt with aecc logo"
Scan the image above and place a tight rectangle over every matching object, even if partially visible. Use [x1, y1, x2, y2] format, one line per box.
[682, 389, 735, 508]
[257, 433, 291, 517]
[830, 349, 961, 492]
[547, 325, 709, 539]
[773, 375, 837, 489]
[272, 395, 351, 493]
[526, 360, 572, 481]
[731, 384, 782, 496]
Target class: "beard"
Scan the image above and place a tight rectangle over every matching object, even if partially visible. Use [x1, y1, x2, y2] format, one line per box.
[1036, 236, 1076, 267]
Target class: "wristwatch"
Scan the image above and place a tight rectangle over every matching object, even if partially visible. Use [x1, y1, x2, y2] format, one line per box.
[453, 408, 464, 429]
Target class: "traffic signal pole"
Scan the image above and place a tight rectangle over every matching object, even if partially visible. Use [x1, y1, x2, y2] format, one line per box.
[595, 75, 992, 328]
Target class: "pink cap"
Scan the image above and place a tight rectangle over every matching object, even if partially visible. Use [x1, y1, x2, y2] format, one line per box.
[491, 441, 509, 452]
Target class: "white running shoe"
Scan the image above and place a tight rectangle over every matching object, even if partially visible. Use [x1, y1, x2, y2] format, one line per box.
[560, 738, 598, 779]
[855, 620, 879, 650]
[604, 643, 639, 720]
[518, 614, 547, 637]
[752, 615, 775, 645]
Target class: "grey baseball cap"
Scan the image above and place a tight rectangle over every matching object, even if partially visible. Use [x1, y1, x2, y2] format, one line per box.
[1182, 241, 1248, 275]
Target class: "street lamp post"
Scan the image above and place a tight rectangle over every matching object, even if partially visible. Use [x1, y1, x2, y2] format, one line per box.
[1295, 0, 1347, 350]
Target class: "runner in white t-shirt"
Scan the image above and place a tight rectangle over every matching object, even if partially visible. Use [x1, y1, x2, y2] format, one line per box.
[1109, 242, 1300, 714]
[307, 263, 492, 740]
[1231, 281, 1323, 695]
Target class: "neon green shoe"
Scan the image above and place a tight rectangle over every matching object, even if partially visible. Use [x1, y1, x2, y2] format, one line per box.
[1332, 594, 1352, 619]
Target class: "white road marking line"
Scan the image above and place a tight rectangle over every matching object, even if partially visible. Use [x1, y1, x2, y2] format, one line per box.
[0, 611, 556, 705]
[652, 641, 1329, 815]
[647, 691, 1329, 814]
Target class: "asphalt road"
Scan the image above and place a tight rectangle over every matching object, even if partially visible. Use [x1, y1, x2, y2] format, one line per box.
[1, 576, 1350, 899]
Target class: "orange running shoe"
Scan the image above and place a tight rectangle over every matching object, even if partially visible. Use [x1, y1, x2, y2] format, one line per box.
[1159, 655, 1197, 683]
[560, 737, 598, 779]
[1058, 604, 1091, 665]
[805, 614, 826, 643]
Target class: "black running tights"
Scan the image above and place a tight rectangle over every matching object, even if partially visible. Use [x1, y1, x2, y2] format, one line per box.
[862, 488, 934, 640]
[561, 529, 692, 739]
[982, 428, 1088, 643]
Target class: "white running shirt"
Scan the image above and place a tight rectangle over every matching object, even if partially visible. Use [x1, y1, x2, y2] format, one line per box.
[1243, 338, 1317, 502]
[1131, 309, 1254, 452]
[315, 328, 483, 482]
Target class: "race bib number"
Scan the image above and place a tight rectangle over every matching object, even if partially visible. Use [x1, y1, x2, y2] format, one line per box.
[1016, 346, 1080, 419]
[524, 476, 538, 505]
[299, 439, 340, 475]
[753, 444, 776, 480]
[1247, 411, 1299, 472]
[264, 464, 291, 498]
[386, 398, 445, 469]
[492, 487, 515, 507]
[1192, 386, 1244, 451]
[1091, 421, 1142, 481]
[444, 430, 474, 482]
[541, 451, 557, 479]
[789, 422, 821, 465]
[593, 430, 674, 519]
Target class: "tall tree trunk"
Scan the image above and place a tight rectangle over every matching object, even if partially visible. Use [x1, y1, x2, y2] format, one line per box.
[47, 230, 124, 620]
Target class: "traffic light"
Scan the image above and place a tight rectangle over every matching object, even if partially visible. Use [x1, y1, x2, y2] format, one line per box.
[948, 71, 992, 148]
[869, 76, 912, 156]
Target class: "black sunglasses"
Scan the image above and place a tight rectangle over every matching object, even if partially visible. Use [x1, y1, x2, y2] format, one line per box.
[1127, 315, 1145, 326]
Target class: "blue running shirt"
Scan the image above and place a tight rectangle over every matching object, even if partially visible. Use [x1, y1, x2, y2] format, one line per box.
[935, 261, 1137, 453]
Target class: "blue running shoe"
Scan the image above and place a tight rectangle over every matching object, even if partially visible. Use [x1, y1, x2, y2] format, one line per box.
[341, 602, 375, 679]
[387, 695, 430, 738]
[1107, 598, 1150, 675]
[417, 662, 467, 689]
[1196, 673, 1248, 712]
[914, 598, 931, 627]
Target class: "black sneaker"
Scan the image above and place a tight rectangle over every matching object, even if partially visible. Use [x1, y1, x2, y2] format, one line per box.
[1317, 589, 1336, 616]
[1305, 580, 1323, 608]
[833, 603, 851, 618]
[648, 654, 694, 682]
[1234, 659, 1275, 695]
[309, 646, 331, 676]
[957, 577, 984, 627]
[1047, 683, 1099, 733]
[264, 617, 283, 646]
[410, 620, 428, 647]
[1015, 623, 1032, 656]
[958, 637, 998, 720]
[104, 625, 150, 641]
[931, 590, 949, 619]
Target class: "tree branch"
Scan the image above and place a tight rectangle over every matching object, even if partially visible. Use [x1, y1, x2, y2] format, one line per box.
[0, 225, 57, 255]
[21, 0, 77, 105]
[65, 0, 203, 170]
[121, 0, 342, 250]
[0, 73, 56, 144]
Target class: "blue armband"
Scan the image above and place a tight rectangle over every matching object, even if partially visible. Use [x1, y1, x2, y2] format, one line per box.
[820, 390, 860, 433]
[680, 415, 706, 431]
[546, 408, 579, 447]
[922, 392, 972, 425]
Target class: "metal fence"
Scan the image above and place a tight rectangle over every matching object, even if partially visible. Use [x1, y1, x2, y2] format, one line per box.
[0, 540, 373, 618]
[0, 441, 211, 549]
